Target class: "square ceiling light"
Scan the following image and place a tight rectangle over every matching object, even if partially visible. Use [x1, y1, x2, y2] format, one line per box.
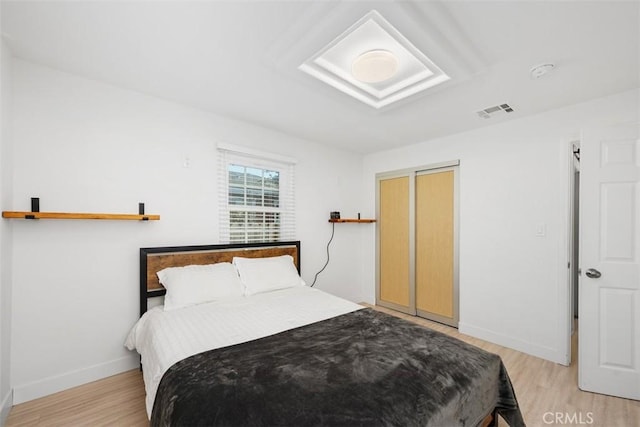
[299, 10, 450, 109]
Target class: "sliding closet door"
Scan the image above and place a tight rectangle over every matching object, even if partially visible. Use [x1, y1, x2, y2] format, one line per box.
[376, 161, 459, 326]
[377, 175, 413, 314]
[415, 168, 458, 326]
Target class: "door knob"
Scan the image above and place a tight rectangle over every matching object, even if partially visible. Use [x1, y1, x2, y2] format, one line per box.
[585, 268, 602, 279]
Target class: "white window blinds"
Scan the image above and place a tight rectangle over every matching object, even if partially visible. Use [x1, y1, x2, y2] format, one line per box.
[218, 144, 296, 243]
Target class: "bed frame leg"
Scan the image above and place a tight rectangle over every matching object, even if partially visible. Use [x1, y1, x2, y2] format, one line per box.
[489, 409, 499, 426]
[480, 409, 499, 427]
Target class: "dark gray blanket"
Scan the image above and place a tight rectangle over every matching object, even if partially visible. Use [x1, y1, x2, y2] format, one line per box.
[151, 308, 525, 427]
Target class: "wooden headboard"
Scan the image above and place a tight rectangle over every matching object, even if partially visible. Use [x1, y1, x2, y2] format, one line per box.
[139, 241, 301, 316]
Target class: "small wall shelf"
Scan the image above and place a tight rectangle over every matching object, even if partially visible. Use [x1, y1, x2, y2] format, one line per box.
[328, 218, 376, 223]
[3, 199, 159, 221]
[2, 211, 160, 221]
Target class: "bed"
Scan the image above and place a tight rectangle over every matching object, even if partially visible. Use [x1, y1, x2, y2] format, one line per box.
[126, 241, 525, 427]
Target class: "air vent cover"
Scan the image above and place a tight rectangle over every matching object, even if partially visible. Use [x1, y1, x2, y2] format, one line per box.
[476, 103, 514, 119]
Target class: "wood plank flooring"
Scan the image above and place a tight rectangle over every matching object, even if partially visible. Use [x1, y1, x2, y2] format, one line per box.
[6, 369, 147, 426]
[6, 306, 640, 426]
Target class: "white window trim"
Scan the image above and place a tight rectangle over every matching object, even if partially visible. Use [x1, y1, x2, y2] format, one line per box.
[218, 144, 296, 243]
[217, 142, 298, 165]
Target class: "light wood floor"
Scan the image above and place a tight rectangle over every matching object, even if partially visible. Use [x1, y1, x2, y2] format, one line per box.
[6, 306, 640, 426]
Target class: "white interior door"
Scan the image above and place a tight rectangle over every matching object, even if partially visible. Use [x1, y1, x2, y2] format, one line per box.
[579, 123, 640, 400]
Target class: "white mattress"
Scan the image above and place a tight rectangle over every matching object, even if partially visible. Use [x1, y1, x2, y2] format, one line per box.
[125, 286, 363, 417]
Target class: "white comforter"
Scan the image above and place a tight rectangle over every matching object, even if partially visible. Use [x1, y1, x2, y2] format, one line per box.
[125, 286, 363, 417]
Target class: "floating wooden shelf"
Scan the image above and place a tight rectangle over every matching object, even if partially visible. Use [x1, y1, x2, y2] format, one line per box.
[328, 218, 376, 223]
[2, 211, 160, 221]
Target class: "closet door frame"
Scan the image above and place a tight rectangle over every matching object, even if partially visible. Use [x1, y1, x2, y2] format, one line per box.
[375, 160, 460, 326]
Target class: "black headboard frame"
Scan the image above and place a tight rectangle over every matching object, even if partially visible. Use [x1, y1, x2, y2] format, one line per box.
[139, 241, 301, 317]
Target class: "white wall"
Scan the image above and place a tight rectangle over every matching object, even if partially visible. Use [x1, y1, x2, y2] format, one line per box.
[0, 36, 14, 424]
[362, 89, 639, 364]
[9, 59, 365, 403]
[8, 53, 637, 406]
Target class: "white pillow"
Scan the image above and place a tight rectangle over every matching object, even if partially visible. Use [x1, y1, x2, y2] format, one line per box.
[233, 255, 305, 296]
[157, 262, 244, 311]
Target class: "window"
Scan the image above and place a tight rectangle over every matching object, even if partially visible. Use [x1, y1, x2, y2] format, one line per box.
[218, 145, 295, 243]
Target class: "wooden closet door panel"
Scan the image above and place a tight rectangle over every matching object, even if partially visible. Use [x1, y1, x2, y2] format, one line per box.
[379, 176, 410, 308]
[415, 170, 454, 319]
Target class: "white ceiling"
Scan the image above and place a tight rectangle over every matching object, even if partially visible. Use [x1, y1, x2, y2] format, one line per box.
[2, 1, 639, 154]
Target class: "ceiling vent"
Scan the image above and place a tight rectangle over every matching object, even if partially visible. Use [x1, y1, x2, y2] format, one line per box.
[476, 103, 514, 119]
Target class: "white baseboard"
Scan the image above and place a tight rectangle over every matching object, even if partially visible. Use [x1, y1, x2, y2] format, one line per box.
[459, 321, 564, 364]
[0, 389, 12, 426]
[13, 355, 138, 405]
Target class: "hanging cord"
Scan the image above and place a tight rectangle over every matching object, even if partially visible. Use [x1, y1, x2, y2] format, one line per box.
[310, 222, 335, 287]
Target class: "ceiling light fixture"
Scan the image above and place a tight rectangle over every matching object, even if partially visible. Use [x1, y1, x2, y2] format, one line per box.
[529, 63, 555, 79]
[351, 50, 398, 83]
[299, 10, 450, 108]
